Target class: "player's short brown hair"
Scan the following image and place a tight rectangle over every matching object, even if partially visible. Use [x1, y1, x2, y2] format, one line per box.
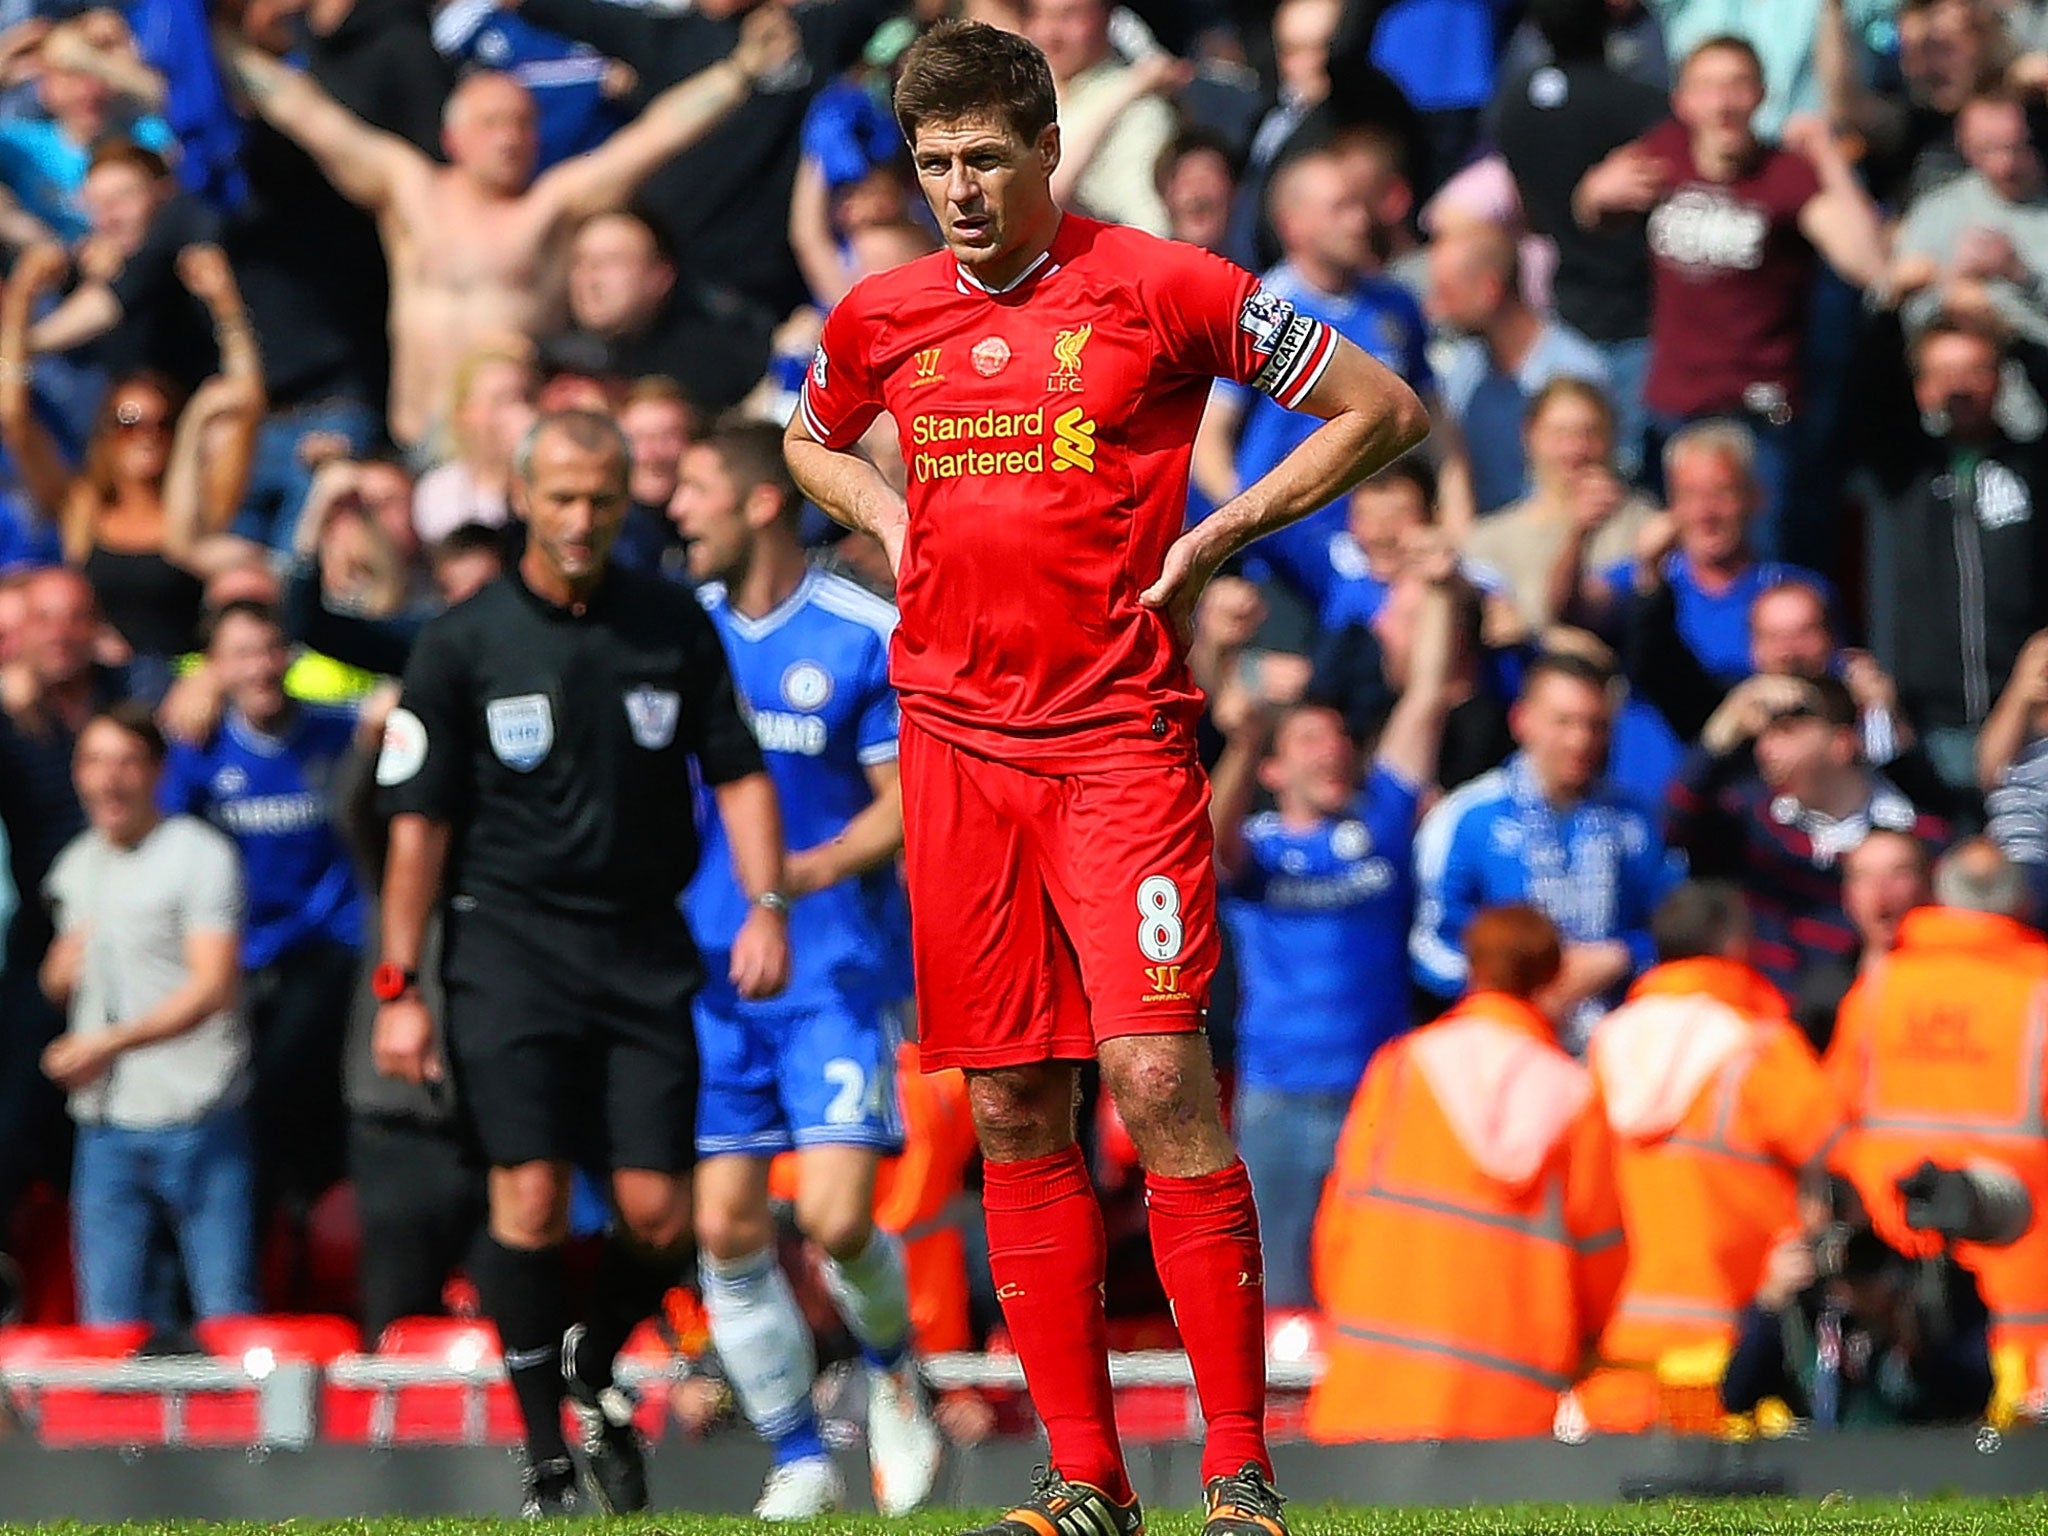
[703, 417, 800, 525]
[894, 20, 1059, 147]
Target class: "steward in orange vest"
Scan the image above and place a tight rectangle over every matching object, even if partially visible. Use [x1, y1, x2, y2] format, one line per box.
[1828, 841, 2048, 1352]
[1580, 881, 1844, 1431]
[1308, 905, 1626, 1442]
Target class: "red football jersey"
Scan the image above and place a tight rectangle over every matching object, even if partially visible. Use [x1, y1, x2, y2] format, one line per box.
[800, 215, 1335, 772]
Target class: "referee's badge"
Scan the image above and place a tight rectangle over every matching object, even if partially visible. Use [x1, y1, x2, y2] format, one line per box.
[624, 685, 681, 750]
[486, 693, 554, 772]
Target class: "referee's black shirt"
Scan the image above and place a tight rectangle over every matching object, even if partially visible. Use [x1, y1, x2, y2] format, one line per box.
[377, 565, 763, 917]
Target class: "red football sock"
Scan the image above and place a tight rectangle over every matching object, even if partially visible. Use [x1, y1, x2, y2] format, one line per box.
[1147, 1160, 1272, 1483]
[982, 1145, 1132, 1503]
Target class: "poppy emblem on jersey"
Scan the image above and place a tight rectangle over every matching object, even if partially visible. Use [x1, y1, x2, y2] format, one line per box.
[781, 661, 834, 712]
[1048, 323, 1091, 391]
[486, 693, 553, 773]
[623, 686, 681, 750]
[909, 347, 944, 388]
[376, 707, 428, 786]
[971, 336, 1011, 376]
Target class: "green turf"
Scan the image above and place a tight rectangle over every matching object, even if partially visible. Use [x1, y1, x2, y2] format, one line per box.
[8, 1503, 2048, 1536]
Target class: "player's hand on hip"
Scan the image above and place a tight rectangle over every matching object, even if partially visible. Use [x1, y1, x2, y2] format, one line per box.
[1139, 528, 1224, 645]
[373, 997, 443, 1085]
[731, 907, 791, 1001]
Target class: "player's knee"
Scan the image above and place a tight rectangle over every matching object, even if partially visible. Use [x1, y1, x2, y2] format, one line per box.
[696, 1200, 774, 1262]
[489, 1162, 570, 1248]
[797, 1194, 874, 1261]
[966, 1064, 1077, 1161]
[1101, 1039, 1225, 1167]
[615, 1176, 692, 1253]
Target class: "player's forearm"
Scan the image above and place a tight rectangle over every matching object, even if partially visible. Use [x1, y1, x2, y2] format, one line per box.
[381, 813, 450, 969]
[712, 772, 788, 901]
[784, 431, 907, 546]
[791, 781, 902, 893]
[1196, 387, 1428, 570]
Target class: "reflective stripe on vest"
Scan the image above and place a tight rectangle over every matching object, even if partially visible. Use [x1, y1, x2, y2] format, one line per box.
[1328, 1320, 1574, 1392]
[1615, 1294, 1740, 1326]
[1658, 1040, 1780, 1168]
[1859, 975, 2048, 1140]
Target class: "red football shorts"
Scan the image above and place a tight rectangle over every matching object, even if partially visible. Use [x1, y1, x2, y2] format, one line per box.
[900, 719, 1221, 1073]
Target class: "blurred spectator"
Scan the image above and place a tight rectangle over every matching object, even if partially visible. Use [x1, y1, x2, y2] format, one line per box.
[40, 702, 251, 1327]
[2, 244, 266, 703]
[1843, 0, 2010, 207]
[1465, 377, 1658, 640]
[160, 602, 363, 1214]
[1362, 0, 1513, 197]
[1209, 552, 1455, 1308]
[1982, 628, 2048, 899]
[1425, 221, 1608, 515]
[550, 209, 769, 415]
[789, 79, 918, 306]
[1027, 0, 1177, 235]
[1589, 422, 1824, 687]
[1411, 652, 1677, 1045]
[217, 11, 798, 451]
[1789, 826, 1942, 1046]
[1309, 905, 1625, 1440]
[296, 0, 451, 154]
[1244, 0, 1340, 181]
[517, 0, 896, 333]
[1721, 1177, 1994, 1426]
[434, 0, 626, 171]
[614, 377, 692, 574]
[1864, 316, 2048, 792]
[1894, 91, 2048, 346]
[0, 21, 175, 245]
[0, 568, 126, 1229]
[1194, 146, 1436, 598]
[1671, 674, 1948, 995]
[1156, 125, 1240, 253]
[411, 347, 536, 545]
[1576, 37, 1887, 560]
[1497, 0, 1669, 473]
[1828, 838, 2048, 1360]
[1577, 880, 1842, 1432]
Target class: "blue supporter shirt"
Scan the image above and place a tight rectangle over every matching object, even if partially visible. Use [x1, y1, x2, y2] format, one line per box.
[685, 568, 910, 1011]
[159, 704, 363, 970]
[1223, 764, 1419, 1095]
[434, 0, 626, 168]
[1217, 263, 1432, 602]
[1370, 0, 1516, 112]
[1600, 553, 1831, 685]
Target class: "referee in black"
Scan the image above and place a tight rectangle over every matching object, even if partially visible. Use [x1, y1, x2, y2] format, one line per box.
[372, 409, 789, 1517]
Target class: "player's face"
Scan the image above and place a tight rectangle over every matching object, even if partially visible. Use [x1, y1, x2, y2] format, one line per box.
[1512, 675, 1610, 800]
[1269, 706, 1361, 817]
[211, 612, 291, 726]
[1666, 449, 1752, 568]
[671, 444, 751, 584]
[1749, 588, 1831, 678]
[518, 433, 630, 589]
[910, 115, 1061, 278]
[74, 721, 158, 844]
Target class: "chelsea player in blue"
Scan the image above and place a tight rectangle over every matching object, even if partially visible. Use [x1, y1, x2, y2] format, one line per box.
[159, 601, 365, 1206]
[1207, 540, 1459, 1309]
[670, 422, 939, 1521]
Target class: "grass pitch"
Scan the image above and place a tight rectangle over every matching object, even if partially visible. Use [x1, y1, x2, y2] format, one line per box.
[8, 1503, 2048, 1536]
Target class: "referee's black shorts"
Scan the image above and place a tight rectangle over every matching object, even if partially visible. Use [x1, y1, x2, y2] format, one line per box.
[440, 895, 701, 1172]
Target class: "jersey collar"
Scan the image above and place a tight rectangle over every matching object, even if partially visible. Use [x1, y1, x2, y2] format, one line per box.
[721, 566, 818, 643]
[952, 214, 1068, 299]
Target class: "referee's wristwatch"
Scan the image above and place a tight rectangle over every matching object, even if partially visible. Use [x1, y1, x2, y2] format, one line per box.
[372, 962, 420, 1002]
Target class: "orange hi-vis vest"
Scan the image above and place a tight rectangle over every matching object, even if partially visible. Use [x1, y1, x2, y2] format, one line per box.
[1828, 907, 2048, 1349]
[767, 1042, 978, 1354]
[1592, 957, 1844, 1363]
[1307, 991, 1627, 1442]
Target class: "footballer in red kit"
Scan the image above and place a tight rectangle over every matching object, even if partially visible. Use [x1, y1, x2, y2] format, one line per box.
[786, 22, 1427, 1536]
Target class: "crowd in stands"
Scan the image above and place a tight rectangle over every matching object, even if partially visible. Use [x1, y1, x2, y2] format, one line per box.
[5, 0, 2048, 1445]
